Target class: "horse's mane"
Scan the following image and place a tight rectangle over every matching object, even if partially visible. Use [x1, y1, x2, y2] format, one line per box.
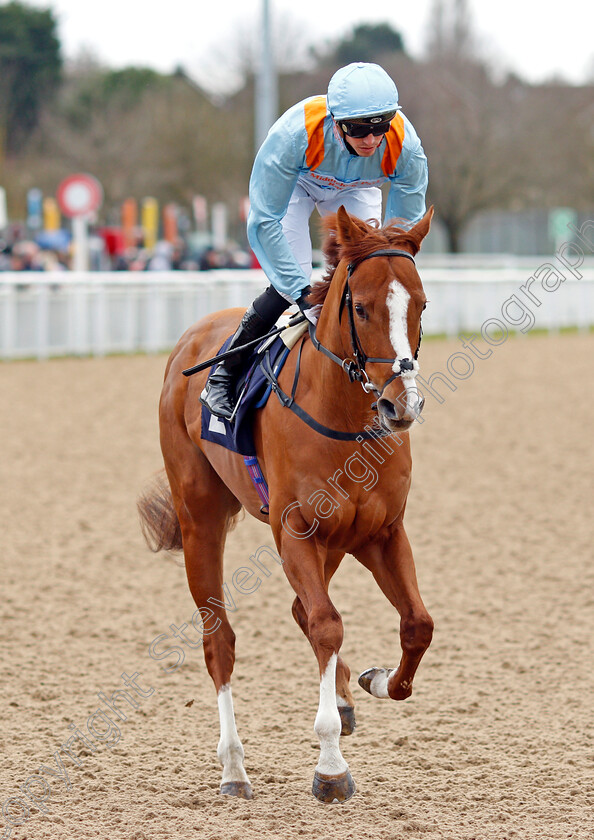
[308, 215, 421, 308]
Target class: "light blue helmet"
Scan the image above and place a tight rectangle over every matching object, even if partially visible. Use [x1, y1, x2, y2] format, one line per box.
[327, 62, 400, 121]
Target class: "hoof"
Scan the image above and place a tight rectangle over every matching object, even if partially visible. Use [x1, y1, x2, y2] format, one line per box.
[220, 781, 253, 800]
[312, 770, 355, 804]
[358, 667, 391, 697]
[338, 704, 356, 736]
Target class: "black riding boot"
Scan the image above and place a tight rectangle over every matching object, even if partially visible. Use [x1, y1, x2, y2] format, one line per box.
[200, 304, 271, 420]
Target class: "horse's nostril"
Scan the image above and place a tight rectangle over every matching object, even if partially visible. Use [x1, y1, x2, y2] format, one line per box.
[378, 398, 397, 419]
[378, 394, 424, 422]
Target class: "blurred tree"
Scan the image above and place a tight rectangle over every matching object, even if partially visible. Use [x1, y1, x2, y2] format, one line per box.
[330, 23, 406, 65]
[0, 1, 62, 156]
[14, 65, 246, 217]
[57, 64, 167, 131]
[426, 0, 477, 60]
[415, 58, 528, 251]
[418, 2, 594, 250]
[3, 2, 591, 245]
[196, 10, 314, 97]
[416, 0, 528, 250]
[515, 81, 594, 211]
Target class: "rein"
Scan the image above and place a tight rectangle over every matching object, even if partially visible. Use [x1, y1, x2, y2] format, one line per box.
[260, 336, 390, 441]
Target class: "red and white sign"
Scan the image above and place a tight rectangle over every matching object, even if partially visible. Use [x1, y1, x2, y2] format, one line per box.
[56, 173, 103, 218]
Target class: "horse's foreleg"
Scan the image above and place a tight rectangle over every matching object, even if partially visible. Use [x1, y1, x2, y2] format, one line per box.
[356, 524, 434, 701]
[276, 533, 355, 803]
[292, 596, 356, 735]
[291, 547, 355, 735]
[312, 651, 355, 803]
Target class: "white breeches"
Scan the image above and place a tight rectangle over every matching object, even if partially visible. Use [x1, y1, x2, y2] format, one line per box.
[281, 178, 383, 281]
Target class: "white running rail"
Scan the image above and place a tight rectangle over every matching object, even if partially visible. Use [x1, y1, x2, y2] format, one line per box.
[1, 260, 592, 360]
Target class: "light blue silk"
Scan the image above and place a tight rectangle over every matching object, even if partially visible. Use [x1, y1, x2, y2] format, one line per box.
[247, 96, 428, 301]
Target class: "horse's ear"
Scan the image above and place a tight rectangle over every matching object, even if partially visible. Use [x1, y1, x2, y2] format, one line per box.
[409, 206, 434, 252]
[335, 205, 367, 246]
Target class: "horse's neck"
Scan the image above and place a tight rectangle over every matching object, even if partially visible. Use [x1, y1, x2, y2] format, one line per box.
[300, 283, 373, 429]
[314, 267, 348, 359]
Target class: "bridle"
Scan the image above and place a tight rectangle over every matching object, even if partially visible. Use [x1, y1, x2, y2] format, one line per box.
[259, 247, 424, 442]
[308, 248, 423, 399]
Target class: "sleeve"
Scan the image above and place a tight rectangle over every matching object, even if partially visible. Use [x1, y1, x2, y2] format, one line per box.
[384, 134, 428, 227]
[246, 121, 310, 302]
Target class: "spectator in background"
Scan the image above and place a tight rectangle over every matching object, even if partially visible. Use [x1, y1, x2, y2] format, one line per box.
[199, 247, 222, 270]
[0, 241, 11, 271]
[147, 240, 173, 271]
[38, 249, 68, 271]
[10, 241, 43, 271]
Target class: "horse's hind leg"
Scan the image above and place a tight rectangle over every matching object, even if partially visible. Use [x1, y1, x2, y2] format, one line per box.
[165, 450, 252, 800]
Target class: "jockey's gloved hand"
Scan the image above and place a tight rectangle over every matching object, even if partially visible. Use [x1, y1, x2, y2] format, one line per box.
[296, 286, 321, 325]
[296, 286, 312, 312]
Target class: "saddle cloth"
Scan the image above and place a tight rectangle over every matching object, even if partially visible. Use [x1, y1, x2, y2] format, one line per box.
[200, 317, 307, 456]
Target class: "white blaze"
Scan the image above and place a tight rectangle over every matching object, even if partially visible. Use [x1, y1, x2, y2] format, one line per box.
[386, 279, 421, 416]
[387, 280, 413, 363]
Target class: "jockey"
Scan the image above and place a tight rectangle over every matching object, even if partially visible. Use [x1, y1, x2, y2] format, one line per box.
[201, 61, 428, 420]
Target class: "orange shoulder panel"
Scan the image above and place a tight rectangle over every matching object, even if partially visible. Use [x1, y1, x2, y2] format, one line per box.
[304, 96, 328, 171]
[381, 113, 406, 177]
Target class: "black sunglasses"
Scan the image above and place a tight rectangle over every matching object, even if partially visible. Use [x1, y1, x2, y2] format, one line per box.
[340, 120, 391, 138]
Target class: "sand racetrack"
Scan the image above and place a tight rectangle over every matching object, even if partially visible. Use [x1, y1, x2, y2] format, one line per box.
[1, 332, 592, 840]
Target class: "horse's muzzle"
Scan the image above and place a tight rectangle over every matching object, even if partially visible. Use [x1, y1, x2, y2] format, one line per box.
[377, 392, 425, 432]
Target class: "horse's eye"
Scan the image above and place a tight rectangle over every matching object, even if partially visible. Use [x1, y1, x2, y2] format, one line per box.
[422, 301, 428, 311]
[354, 303, 368, 320]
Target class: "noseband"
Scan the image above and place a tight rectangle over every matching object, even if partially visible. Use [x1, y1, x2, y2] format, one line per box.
[309, 248, 423, 398]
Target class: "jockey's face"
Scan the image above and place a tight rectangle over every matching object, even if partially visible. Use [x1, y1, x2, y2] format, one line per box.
[342, 131, 384, 157]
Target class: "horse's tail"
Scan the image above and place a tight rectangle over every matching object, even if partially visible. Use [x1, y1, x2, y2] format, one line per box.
[137, 470, 183, 553]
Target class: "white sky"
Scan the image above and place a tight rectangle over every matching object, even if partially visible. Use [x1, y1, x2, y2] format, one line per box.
[46, 0, 593, 91]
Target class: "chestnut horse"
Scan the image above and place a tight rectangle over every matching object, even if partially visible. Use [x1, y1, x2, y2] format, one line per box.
[138, 206, 435, 803]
